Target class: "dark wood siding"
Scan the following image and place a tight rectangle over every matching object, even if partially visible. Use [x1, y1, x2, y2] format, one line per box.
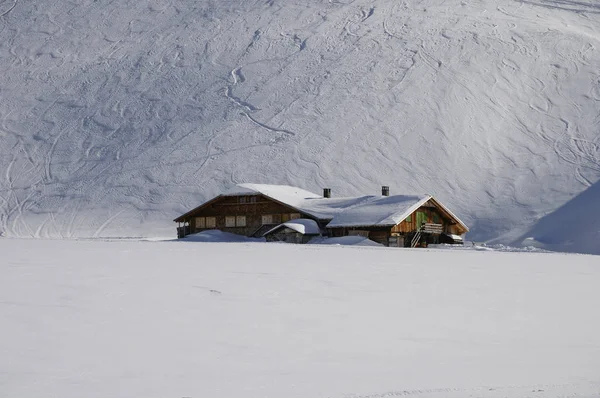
[180, 194, 314, 237]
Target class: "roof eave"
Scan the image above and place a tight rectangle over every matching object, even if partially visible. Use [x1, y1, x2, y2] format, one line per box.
[173, 194, 224, 222]
[428, 196, 470, 232]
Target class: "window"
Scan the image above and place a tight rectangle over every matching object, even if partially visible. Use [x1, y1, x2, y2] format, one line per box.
[249, 196, 257, 203]
[196, 217, 206, 229]
[349, 230, 369, 237]
[206, 217, 216, 228]
[432, 212, 441, 224]
[281, 213, 290, 222]
[289, 213, 301, 220]
[405, 215, 412, 223]
[236, 216, 246, 227]
[262, 214, 273, 225]
[225, 216, 246, 227]
[239, 196, 247, 204]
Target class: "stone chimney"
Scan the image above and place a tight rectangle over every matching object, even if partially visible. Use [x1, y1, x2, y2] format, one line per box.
[382, 186, 390, 196]
[323, 188, 331, 198]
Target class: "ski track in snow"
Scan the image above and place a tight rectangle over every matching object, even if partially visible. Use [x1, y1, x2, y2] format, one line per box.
[0, 0, 599, 249]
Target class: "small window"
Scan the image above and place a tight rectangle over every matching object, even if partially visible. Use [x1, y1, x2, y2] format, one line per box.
[281, 213, 290, 222]
[196, 217, 206, 229]
[239, 196, 247, 204]
[249, 196, 257, 203]
[225, 216, 236, 227]
[262, 214, 273, 225]
[236, 216, 246, 227]
[206, 217, 216, 228]
[289, 213, 301, 220]
[405, 215, 412, 223]
[433, 213, 441, 224]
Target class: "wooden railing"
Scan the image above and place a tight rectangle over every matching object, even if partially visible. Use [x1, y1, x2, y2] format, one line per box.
[421, 223, 443, 234]
[411, 223, 444, 247]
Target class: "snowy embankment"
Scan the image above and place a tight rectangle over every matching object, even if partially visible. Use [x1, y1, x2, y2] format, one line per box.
[1, 239, 599, 398]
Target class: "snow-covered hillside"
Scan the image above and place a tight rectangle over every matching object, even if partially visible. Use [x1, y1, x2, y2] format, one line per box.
[0, 0, 599, 248]
[513, 180, 600, 254]
[2, 239, 600, 398]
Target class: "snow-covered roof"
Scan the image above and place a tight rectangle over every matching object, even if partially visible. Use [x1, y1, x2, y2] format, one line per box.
[220, 184, 429, 226]
[222, 183, 321, 204]
[179, 184, 468, 231]
[444, 233, 464, 241]
[263, 219, 321, 236]
[325, 194, 430, 228]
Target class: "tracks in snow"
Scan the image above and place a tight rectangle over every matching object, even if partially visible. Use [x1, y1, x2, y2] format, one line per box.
[224, 66, 295, 137]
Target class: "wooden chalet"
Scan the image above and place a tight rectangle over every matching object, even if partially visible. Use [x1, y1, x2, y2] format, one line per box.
[174, 184, 469, 247]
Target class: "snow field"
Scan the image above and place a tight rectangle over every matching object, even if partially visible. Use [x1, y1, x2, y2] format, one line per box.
[1, 239, 599, 398]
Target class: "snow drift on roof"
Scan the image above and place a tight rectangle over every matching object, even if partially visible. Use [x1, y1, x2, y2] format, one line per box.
[326, 195, 430, 228]
[222, 183, 321, 203]
[218, 184, 462, 230]
[263, 219, 321, 236]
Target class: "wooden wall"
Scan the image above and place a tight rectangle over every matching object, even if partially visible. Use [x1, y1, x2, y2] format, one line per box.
[182, 194, 309, 237]
[391, 201, 462, 235]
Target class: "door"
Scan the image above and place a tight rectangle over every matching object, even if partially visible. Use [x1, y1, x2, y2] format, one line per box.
[416, 211, 427, 229]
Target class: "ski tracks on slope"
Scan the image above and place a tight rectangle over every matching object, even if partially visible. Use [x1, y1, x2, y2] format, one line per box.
[224, 64, 296, 138]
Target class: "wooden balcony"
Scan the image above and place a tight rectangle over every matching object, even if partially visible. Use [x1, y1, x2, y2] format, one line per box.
[421, 223, 443, 234]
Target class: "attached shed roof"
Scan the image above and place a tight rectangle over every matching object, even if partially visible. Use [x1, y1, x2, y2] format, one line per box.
[263, 219, 321, 236]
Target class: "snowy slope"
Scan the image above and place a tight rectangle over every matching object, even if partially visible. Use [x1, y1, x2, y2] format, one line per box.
[0, 0, 599, 246]
[513, 180, 600, 254]
[2, 239, 600, 398]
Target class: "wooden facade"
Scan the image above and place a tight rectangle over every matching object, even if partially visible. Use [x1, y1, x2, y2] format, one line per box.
[328, 199, 468, 247]
[174, 194, 315, 238]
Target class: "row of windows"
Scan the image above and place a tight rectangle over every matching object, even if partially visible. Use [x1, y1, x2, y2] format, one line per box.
[238, 196, 257, 204]
[195, 213, 301, 229]
[404, 211, 442, 224]
[263, 213, 301, 224]
[196, 216, 247, 228]
[225, 216, 246, 227]
[196, 217, 216, 229]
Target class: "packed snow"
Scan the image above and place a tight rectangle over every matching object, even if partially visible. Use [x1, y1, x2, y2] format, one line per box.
[181, 229, 266, 243]
[0, 0, 599, 254]
[1, 238, 599, 398]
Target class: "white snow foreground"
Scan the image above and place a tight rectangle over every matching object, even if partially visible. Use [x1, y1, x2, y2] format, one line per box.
[1, 239, 600, 398]
[0, 0, 599, 253]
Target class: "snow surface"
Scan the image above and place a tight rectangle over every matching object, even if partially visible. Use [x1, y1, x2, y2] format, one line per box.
[309, 235, 383, 247]
[2, 239, 600, 398]
[181, 229, 266, 243]
[0, 0, 599, 253]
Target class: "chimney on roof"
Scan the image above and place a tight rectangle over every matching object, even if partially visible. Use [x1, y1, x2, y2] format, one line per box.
[382, 186, 390, 196]
[323, 188, 331, 198]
